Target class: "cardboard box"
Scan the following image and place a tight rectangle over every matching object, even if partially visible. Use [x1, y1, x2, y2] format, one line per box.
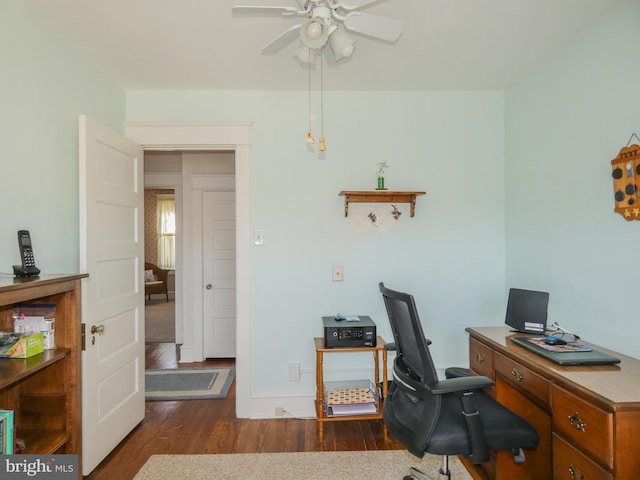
[0, 332, 44, 358]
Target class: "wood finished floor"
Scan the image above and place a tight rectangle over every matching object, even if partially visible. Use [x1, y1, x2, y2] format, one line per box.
[85, 343, 404, 480]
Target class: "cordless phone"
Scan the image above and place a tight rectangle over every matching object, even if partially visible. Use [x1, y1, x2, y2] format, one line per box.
[13, 230, 41, 277]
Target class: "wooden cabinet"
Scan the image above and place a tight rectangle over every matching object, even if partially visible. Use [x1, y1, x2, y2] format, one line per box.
[465, 327, 640, 480]
[0, 274, 86, 473]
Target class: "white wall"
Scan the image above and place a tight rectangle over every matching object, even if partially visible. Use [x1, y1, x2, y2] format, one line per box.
[0, 0, 126, 274]
[505, 0, 640, 358]
[127, 91, 507, 412]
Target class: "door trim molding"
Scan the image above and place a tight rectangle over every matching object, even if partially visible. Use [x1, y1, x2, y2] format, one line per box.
[125, 121, 252, 418]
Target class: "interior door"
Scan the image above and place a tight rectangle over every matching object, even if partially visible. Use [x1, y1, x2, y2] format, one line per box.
[79, 115, 145, 475]
[202, 191, 236, 358]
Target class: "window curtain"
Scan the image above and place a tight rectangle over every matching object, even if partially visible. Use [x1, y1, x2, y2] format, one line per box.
[157, 194, 175, 269]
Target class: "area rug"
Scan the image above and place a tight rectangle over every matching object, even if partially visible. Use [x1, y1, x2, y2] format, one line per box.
[145, 299, 176, 343]
[145, 367, 234, 401]
[133, 451, 472, 480]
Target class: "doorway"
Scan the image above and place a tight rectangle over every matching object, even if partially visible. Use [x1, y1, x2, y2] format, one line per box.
[144, 187, 176, 343]
[143, 150, 237, 356]
[126, 121, 252, 418]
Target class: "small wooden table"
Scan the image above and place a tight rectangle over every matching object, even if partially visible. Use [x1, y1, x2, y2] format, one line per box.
[314, 336, 388, 440]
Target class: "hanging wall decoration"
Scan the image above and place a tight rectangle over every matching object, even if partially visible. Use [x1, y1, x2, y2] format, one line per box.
[611, 135, 640, 220]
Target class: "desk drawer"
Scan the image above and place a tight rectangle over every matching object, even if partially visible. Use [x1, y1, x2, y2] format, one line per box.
[553, 433, 612, 480]
[494, 352, 550, 407]
[552, 385, 613, 469]
[469, 337, 493, 378]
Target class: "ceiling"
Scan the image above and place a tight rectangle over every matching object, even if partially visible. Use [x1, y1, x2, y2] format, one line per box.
[19, 0, 622, 91]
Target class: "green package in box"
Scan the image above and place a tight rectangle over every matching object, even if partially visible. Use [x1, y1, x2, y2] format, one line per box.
[0, 332, 44, 358]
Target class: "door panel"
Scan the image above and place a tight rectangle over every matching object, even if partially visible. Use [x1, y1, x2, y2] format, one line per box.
[79, 115, 145, 475]
[203, 191, 236, 358]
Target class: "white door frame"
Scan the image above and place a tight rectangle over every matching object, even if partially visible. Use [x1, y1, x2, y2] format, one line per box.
[124, 121, 252, 418]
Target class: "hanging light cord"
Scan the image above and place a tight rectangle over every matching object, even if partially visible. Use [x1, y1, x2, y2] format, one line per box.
[306, 51, 315, 144]
[318, 48, 326, 151]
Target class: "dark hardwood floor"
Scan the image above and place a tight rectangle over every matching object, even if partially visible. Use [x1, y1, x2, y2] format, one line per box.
[85, 343, 404, 480]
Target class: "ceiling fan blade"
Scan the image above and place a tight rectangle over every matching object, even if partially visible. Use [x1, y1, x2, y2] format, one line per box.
[343, 11, 403, 42]
[232, 6, 301, 16]
[336, 0, 380, 11]
[262, 24, 302, 54]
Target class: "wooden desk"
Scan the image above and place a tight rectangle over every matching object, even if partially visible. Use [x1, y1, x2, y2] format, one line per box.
[314, 337, 388, 441]
[465, 327, 640, 480]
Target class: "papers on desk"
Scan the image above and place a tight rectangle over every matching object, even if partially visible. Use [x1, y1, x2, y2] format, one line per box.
[528, 337, 593, 353]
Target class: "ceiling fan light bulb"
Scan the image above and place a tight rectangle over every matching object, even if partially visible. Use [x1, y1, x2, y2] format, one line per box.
[306, 22, 322, 39]
[328, 29, 355, 61]
[300, 17, 329, 49]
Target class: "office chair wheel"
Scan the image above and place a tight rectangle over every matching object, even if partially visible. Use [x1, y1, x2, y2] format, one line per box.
[405, 467, 439, 480]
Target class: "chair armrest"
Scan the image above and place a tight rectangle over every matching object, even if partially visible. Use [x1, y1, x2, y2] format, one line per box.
[427, 376, 494, 395]
[384, 338, 432, 351]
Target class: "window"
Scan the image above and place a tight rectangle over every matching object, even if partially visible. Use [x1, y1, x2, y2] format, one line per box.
[157, 194, 175, 269]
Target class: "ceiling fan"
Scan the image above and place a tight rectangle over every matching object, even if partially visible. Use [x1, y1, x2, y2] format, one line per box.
[232, 0, 404, 62]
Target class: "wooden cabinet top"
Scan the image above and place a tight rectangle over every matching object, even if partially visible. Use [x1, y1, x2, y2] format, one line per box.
[0, 274, 88, 306]
[467, 326, 640, 408]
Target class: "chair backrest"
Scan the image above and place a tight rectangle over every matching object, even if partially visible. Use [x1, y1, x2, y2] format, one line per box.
[379, 283, 439, 388]
[379, 282, 442, 457]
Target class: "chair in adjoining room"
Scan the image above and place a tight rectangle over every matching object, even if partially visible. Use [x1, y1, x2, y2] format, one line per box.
[378, 283, 539, 480]
[144, 262, 169, 302]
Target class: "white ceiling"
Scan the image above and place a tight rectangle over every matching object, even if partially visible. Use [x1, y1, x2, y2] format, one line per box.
[19, 0, 622, 91]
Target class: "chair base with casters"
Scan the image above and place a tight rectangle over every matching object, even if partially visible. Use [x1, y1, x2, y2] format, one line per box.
[379, 283, 539, 480]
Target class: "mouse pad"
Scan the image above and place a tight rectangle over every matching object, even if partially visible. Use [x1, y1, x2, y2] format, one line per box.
[511, 336, 620, 365]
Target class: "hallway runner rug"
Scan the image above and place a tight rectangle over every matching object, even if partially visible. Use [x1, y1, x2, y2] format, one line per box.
[145, 367, 234, 401]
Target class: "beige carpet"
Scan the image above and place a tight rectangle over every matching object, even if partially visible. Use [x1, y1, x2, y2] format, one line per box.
[133, 450, 472, 480]
[145, 299, 175, 343]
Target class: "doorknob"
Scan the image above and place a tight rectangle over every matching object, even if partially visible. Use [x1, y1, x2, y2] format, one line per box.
[205, 284, 213, 290]
[91, 324, 105, 335]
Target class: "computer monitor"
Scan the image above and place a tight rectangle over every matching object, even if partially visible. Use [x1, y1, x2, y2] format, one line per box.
[505, 288, 549, 334]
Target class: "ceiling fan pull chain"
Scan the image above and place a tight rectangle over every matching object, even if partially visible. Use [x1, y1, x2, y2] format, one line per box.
[306, 51, 315, 144]
[318, 47, 326, 152]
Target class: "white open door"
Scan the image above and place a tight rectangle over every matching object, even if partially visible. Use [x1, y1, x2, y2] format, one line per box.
[79, 115, 145, 475]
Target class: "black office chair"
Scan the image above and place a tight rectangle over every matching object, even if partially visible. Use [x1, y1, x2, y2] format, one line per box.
[378, 283, 539, 480]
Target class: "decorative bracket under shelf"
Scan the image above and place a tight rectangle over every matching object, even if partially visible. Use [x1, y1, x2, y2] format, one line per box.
[339, 191, 426, 217]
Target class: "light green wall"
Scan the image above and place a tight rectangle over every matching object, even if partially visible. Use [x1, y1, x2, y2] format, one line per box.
[127, 90, 507, 391]
[6, 0, 637, 399]
[505, 0, 640, 357]
[0, 0, 126, 273]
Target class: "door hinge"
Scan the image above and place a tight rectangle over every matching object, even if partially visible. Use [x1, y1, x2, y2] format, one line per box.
[81, 323, 86, 351]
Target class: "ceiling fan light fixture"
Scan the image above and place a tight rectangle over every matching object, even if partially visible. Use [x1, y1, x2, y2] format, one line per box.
[300, 16, 329, 49]
[328, 28, 355, 61]
[295, 43, 317, 64]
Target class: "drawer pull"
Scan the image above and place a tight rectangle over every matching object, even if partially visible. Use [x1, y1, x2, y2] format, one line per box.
[568, 412, 586, 432]
[474, 353, 484, 363]
[569, 465, 585, 480]
[511, 368, 524, 382]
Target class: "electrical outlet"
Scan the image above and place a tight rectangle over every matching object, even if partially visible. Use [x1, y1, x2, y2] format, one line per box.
[275, 407, 285, 416]
[332, 265, 343, 282]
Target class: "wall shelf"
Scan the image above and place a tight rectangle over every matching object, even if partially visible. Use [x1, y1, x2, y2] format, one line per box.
[339, 190, 426, 217]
